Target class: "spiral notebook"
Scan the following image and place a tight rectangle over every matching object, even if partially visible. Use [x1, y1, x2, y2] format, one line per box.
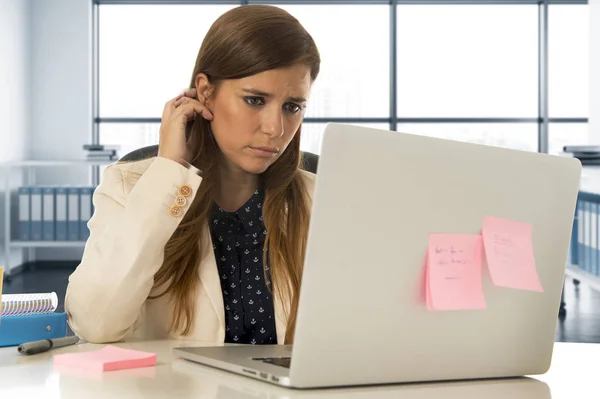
[1, 292, 59, 317]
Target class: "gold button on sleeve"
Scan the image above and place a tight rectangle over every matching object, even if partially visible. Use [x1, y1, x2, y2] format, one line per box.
[175, 195, 187, 207]
[169, 205, 182, 217]
[179, 185, 192, 197]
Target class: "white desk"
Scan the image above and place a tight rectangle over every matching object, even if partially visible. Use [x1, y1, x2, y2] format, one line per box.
[0, 340, 597, 398]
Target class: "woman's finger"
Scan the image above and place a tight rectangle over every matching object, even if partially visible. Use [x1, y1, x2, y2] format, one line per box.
[174, 96, 190, 109]
[173, 101, 214, 121]
[182, 88, 196, 98]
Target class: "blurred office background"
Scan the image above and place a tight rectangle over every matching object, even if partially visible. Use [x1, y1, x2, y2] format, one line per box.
[1, 0, 599, 342]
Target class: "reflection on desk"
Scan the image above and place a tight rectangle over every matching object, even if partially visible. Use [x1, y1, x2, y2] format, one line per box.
[0, 340, 597, 399]
[171, 361, 550, 399]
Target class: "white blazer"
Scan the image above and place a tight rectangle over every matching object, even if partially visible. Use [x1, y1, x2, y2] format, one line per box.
[64, 156, 316, 344]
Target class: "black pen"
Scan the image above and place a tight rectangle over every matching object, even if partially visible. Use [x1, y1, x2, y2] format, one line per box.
[17, 336, 80, 355]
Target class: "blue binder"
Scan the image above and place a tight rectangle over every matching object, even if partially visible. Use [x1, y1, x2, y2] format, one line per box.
[67, 187, 79, 241]
[55, 187, 68, 241]
[0, 313, 68, 347]
[18, 186, 31, 241]
[42, 186, 55, 241]
[30, 186, 43, 241]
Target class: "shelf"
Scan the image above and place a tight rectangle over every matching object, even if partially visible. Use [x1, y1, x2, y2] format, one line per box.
[10, 241, 87, 248]
[2, 159, 102, 274]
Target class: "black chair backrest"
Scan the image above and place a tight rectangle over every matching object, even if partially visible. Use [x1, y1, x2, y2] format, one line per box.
[119, 144, 320, 174]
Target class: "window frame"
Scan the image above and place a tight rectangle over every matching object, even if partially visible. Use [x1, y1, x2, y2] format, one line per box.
[91, 0, 589, 183]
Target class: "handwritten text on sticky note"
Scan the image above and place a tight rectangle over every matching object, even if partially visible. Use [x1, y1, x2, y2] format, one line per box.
[426, 234, 486, 310]
[481, 216, 543, 292]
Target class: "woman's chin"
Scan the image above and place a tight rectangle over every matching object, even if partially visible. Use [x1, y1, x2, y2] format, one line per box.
[240, 158, 274, 175]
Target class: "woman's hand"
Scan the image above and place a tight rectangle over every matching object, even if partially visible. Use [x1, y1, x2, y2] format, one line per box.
[158, 88, 214, 165]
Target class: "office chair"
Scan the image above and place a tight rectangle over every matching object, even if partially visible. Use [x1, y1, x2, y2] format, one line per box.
[119, 144, 319, 174]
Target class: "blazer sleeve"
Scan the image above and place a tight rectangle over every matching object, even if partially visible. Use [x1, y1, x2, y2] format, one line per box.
[64, 157, 203, 343]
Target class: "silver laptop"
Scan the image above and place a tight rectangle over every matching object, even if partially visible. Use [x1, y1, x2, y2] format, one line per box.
[174, 123, 581, 389]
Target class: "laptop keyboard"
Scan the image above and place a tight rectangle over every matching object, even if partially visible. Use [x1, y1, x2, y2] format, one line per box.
[252, 357, 292, 369]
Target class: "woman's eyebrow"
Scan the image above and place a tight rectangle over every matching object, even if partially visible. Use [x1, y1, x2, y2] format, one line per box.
[242, 88, 307, 103]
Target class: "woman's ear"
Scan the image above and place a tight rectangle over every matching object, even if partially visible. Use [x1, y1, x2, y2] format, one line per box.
[194, 73, 213, 103]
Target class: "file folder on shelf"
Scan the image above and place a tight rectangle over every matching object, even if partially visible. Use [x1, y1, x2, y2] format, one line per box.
[42, 186, 55, 241]
[67, 187, 80, 241]
[55, 187, 68, 241]
[30, 186, 43, 241]
[15, 185, 97, 242]
[18, 186, 30, 241]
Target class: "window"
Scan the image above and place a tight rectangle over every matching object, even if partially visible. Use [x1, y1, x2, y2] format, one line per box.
[548, 123, 588, 155]
[396, 5, 538, 118]
[548, 4, 589, 118]
[95, 1, 589, 159]
[396, 123, 538, 153]
[99, 123, 160, 158]
[100, 3, 390, 119]
[277, 5, 390, 118]
[99, 4, 235, 118]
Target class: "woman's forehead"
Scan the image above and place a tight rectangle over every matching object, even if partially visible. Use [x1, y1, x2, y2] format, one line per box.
[226, 66, 312, 96]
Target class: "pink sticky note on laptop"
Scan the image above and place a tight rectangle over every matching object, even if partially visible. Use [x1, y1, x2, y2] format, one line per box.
[425, 234, 486, 310]
[481, 216, 543, 292]
[53, 345, 157, 372]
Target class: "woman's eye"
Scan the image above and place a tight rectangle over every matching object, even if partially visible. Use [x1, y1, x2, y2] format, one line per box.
[244, 96, 264, 106]
[284, 103, 302, 114]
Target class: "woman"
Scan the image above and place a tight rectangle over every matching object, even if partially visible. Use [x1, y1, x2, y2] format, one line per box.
[64, 4, 320, 345]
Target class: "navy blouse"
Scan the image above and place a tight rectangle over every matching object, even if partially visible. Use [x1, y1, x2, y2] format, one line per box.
[210, 187, 278, 345]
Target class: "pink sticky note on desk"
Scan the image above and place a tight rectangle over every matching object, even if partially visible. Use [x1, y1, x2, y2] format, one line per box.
[481, 216, 543, 292]
[53, 345, 157, 372]
[426, 234, 486, 311]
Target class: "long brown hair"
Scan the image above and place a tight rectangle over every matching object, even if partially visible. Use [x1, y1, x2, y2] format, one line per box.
[149, 5, 320, 344]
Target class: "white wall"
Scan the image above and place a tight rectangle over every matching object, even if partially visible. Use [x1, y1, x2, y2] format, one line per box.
[590, 0, 600, 144]
[0, 0, 29, 163]
[0, 0, 93, 266]
[30, 0, 92, 178]
[0, 0, 30, 268]
[29, 0, 93, 261]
